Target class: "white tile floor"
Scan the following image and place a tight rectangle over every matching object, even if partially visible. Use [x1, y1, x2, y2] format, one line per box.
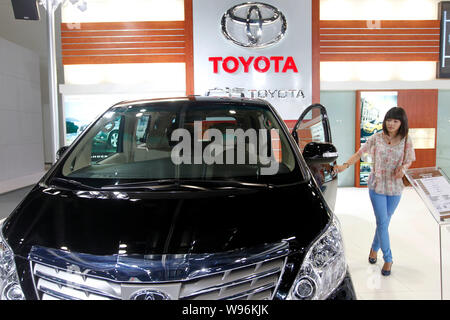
[335, 187, 443, 300]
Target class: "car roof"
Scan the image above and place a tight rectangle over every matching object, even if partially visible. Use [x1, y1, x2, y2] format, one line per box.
[111, 96, 271, 109]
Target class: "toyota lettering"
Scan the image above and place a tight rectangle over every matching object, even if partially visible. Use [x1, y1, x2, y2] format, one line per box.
[209, 56, 298, 73]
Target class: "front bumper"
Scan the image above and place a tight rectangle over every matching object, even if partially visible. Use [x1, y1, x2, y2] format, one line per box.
[327, 272, 357, 300]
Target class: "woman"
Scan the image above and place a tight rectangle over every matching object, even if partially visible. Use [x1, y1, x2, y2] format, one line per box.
[333, 107, 415, 276]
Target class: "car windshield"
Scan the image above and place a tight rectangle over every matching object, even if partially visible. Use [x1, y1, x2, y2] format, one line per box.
[54, 99, 304, 188]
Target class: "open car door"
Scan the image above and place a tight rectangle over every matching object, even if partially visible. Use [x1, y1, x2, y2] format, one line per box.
[292, 104, 338, 211]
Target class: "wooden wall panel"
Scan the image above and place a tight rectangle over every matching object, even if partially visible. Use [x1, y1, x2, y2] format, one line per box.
[321, 20, 439, 28]
[61, 21, 187, 65]
[61, 0, 195, 96]
[398, 89, 438, 169]
[61, 21, 185, 31]
[324, 54, 439, 61]
[184, 0, 195, 95]
[320, 20, 440, 61]
[62, 55, 185, 65]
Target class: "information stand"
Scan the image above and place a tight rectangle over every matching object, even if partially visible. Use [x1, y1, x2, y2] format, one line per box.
[405, 167, 450, 300]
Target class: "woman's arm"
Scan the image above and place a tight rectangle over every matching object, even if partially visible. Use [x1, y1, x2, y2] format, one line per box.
[333, 132, 377, 174]
[394, 135, 415, 179]
[394, 161, 412, 179]
[333, 152, 362, 174]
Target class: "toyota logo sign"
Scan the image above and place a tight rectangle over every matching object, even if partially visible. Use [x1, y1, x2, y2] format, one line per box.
[221, 2, 287, 48]
[129, 289, 171, 300]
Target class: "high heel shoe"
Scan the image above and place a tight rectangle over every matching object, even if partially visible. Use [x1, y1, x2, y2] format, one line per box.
[368, 248, 377, 264]
[381, 262, 393, 276]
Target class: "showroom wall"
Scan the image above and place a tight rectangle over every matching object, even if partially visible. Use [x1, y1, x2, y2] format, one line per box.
[437, 90, 450, 176]
[0, 37, 45, 193]
[320, 91, 356, 187]
[0, 0, 63, 164]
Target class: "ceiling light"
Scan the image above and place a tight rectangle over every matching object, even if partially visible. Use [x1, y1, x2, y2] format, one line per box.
[77, 1, 87, 12]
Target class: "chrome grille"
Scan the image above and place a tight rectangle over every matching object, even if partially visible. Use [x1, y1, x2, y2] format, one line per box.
[29, 242, 288, 300]
[32, 263, 121, 300]
[180, 257, 285, 300]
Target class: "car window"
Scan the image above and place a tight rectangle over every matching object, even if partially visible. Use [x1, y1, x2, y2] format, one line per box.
[90, 116, 122, 163]
[295, 109, 326, 151]
[136, 114, 151, 143]
[58, 102, 303, 186]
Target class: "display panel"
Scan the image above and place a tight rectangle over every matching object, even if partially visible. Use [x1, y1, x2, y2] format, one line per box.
[405, 167, 450, 222]
[409, 128, 436, 149]
[358, 91, 398, 186]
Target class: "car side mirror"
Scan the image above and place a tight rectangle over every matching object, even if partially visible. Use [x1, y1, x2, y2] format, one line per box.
[302, 142, 338, 164]
[56, 146, 69, 161]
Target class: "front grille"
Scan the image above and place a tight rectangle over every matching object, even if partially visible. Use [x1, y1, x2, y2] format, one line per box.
[179, 257, 284, 300]
[32, 263, 121, 300]
[29, 243, 288, 300]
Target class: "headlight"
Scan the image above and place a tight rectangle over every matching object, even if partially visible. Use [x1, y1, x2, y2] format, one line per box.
[288, 215, 347, 300]
[0, 223, 25, 300]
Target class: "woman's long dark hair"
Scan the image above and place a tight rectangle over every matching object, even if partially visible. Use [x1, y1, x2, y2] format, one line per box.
[382, 107, 409, 139]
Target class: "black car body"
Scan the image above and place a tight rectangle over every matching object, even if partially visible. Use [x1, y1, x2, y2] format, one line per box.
[0, 97, 355, 300]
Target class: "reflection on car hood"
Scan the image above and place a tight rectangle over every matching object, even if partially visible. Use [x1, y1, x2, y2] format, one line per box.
[3, 181, 330, 258]
[28, 241, 289, 283]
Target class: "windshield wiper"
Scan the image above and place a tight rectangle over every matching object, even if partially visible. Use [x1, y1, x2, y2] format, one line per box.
[101, 179, 272, 191]
[102, 179, 209, 191]
[49, 177, 98, 190]
[176, 179, 272, 189]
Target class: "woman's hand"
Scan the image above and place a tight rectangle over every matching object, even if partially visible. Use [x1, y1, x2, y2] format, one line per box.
[333, 164, 348, 174]
[332, 153, 360, 175]
[394, 166, 404, 179]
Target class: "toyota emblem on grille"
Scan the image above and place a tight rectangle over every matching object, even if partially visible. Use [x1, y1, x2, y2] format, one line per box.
[221, 2, 287, 48]
[130, 289, 171, 300]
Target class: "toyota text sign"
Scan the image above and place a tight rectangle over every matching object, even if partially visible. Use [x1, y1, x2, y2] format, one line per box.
[193, 0, 313, 120]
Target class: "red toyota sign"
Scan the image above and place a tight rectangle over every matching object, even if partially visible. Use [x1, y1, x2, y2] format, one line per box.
[208, 56, 299, 73]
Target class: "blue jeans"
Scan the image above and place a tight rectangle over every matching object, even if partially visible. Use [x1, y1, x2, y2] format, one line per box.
[369, 189, 402, 263]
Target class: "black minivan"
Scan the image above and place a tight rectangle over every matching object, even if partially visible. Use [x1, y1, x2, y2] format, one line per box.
[0, 96, 355, 300]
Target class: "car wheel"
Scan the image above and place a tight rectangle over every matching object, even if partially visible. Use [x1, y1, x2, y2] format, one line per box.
[108, 130, 119, 148]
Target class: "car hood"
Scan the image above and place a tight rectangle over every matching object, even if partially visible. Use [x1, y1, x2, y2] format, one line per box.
[3, 181, 330, 258]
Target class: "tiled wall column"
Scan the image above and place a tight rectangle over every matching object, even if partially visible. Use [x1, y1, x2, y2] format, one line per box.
[0, 37, 45, 194]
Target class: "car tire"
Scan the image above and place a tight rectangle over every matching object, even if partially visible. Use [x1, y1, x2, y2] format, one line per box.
[108, 130, 119, 148]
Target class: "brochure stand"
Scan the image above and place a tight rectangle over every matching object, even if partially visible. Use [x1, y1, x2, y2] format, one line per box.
[405, 167, 450, 300]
